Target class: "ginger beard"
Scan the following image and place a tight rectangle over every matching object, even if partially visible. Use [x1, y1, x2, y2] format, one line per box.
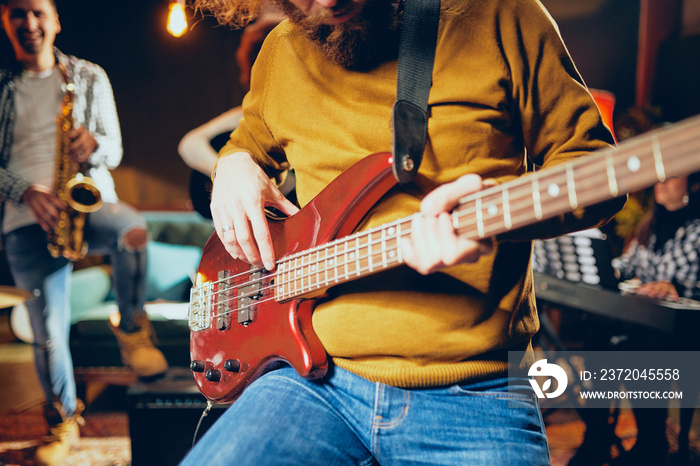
[276, 0, 400, 71]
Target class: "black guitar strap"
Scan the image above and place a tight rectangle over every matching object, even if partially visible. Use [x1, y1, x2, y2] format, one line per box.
[391, 0, 441, 184]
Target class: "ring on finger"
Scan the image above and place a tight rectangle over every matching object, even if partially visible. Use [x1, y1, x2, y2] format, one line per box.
[222, 225, 234, 233]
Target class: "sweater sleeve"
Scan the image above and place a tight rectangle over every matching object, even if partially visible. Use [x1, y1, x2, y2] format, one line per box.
[216, 24, 291, 181]
[0, 168, 32, 205]
[496, 0, 625, 241]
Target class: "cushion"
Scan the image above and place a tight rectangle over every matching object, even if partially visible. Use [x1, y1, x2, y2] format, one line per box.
[146, 241, 202, 302]
[71, 266, 112, 321]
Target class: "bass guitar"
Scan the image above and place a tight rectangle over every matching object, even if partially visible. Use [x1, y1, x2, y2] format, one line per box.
[189, 114, 700, 403]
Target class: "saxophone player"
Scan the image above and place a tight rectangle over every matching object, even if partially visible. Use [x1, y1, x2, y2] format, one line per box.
[0, 0, 167, 464]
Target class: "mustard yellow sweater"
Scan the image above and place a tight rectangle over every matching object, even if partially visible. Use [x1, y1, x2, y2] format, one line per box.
[219, 0, 623, 387]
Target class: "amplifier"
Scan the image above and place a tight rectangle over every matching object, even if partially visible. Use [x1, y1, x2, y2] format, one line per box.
[127, 368, 228, 466]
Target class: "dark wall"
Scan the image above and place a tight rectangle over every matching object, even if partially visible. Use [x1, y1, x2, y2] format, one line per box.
[542, 0, 640, 116]
[58, 2, 244, 191]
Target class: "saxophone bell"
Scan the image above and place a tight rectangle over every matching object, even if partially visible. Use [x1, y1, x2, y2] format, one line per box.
[65, 173, 102, 213]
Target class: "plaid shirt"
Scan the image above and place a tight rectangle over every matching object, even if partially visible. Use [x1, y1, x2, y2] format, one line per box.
[617, 217, 700, 300]
[0, 48, 122, 211]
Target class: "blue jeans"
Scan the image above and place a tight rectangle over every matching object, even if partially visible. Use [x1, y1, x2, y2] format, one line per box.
[181, 366, 550, 465]
[3, 201, 147, 417]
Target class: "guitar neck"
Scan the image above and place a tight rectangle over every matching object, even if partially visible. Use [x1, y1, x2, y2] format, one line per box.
[275, 115, 700, 301]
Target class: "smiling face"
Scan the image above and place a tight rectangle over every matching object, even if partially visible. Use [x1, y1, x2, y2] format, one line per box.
[276, 0, 400, 71]
[1, 0, 60, 71]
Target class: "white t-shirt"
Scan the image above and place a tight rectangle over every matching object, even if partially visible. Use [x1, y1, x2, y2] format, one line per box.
[3, 66, 64, 234]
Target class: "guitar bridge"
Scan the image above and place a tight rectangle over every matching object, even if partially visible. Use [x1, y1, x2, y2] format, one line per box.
[188, 282, 212, 332]
[237, 269, 264, 326]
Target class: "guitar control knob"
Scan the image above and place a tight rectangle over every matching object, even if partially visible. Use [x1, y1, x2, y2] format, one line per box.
[224, 359, 241, 373]
[205, 369, 221, 382]
[190, 360, 205, 373]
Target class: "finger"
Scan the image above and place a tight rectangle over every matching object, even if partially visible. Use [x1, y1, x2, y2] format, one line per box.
[435, 212, 482, 266]
[401, 234, 418, 270]
[68, 127, 85, 146]
[32, 198, 60, 228]
[421, 174, 483, 216]
[213, 212, 242, 259]
[271, 191, 300, 217]
[665, 286, 679, 299]
[37, 217, 51, 232]
[249, 212, 275, 271]
[231, 209, 263, 268]
[65, 128, 79, 141]
[403, 214, 443, 275]
[221, 228, 245, 260]
[37, 210, 58, 231]
[211, 199, 247, 261]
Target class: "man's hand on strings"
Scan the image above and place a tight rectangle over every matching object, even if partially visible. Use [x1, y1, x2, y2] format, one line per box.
[402, 174, 494, 275]
[210, 152, 299, 271]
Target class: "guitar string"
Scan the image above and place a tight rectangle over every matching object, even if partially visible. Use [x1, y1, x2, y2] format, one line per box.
[194, 140, 613, 292]
[195, 223, 414, 321]
[197, 154, 627, 306]
[193, 167, 634, 320]
[200, 179, 697, 322]
[210, 216, 413, 302]
[456, 136, 698, 236]
[192, 127, 699, 320]
[196, 211, 419, 292]
[195, 159, 599, 296]
[195, 143, 695, 319]
[454, 128, 700, 231]
[200, 165, 610, 318]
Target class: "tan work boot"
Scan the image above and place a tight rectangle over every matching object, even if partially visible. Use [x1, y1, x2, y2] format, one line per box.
[35, 400, 85, 466]
[109, 313, 169, 378]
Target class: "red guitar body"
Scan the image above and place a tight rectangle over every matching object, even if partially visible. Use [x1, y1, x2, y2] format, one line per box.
[190, 152, 397, 403]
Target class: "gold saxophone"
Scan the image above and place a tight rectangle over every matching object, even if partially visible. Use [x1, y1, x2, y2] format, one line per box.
[47, 64, 103, 261]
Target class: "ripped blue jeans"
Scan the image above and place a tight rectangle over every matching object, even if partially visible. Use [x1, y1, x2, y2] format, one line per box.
[3, 201, 147, 417]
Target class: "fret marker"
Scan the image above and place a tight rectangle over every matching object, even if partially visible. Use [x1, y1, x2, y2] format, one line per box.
[328, 259, 334, 266]
[349, 252, 355, 260]
[475, 198, 485, 238]
[652, 135, 666, 182]
[503, 190, 512, 230]
[389, 250, 396, 259]
[532, 178, 543, 220]
[487, 204, 498, 216]
[627, 155, 641, 173]
[605, 151, 618, 197]
[388, 227, 395, 235]
[566, 164, 578, 209]
[547, 183, 560, 197]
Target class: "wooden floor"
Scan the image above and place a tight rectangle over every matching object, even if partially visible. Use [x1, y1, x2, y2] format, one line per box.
[1, 340, 699, 465]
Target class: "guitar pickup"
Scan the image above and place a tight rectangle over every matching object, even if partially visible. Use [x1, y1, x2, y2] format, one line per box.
[215, 270, 233, 330]
[237, 269, 264, 326]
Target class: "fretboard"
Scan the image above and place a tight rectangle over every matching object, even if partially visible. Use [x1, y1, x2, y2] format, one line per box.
[275, 115, 700, 301]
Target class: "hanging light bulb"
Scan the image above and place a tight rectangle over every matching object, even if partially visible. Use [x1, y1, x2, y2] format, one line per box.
[167, 0, 188, 37]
